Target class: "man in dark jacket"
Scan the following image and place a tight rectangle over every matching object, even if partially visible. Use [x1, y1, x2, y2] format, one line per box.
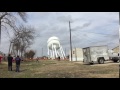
[7, 54, 13, 71]
[58, 56, 60, 61]
[15, 55, 21, 72]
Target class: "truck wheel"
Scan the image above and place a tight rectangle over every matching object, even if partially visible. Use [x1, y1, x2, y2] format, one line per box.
[113, 60, 118, 62]
[90, 61, 94, 65]
[98, 58, 104, 64]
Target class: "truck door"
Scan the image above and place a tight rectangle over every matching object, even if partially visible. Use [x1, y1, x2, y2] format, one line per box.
[83, 48, 91, 63]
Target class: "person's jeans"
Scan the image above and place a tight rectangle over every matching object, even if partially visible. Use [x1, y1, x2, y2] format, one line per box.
[16, 65, 20, 72]
[8, 66, 12, 71]
[8, 62, 12, 71]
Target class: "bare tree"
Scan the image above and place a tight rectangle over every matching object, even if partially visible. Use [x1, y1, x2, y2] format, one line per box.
[10, 25, 35, 59]
[0, 12, 27, 43]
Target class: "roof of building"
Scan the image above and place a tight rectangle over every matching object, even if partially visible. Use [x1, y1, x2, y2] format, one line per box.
[112, 46, 119, 50]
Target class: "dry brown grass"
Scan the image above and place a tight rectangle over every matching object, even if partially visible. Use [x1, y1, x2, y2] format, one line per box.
[0, 60, 119, 78]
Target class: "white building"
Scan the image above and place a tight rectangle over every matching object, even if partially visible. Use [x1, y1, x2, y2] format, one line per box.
[69, 48, 83, 61]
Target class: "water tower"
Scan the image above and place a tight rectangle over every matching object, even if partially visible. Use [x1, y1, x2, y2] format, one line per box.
[47, 36, 66, 60]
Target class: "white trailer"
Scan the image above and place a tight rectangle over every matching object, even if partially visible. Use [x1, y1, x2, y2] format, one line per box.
[83, 45, 109, 64]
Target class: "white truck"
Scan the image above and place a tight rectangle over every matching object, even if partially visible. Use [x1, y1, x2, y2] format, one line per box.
[108, 50, 120, 62]
[83, 45, 110, 64]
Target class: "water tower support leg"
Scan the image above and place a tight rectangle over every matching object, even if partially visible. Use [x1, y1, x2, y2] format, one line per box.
[48, 47, 50, 58]
[54, 46, 58, 58]
[52, 44, 55, 59]
[60, 46, 64, 60]
[50, 50, 52, 59]
[61, 46, 66, 59]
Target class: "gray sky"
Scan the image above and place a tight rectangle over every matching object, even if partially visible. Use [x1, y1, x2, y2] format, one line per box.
[0, 12, 119, 57]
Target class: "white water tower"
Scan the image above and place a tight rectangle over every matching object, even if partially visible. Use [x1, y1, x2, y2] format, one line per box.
[47, 36, 66, 60]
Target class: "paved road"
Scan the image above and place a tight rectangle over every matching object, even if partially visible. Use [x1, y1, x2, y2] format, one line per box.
[74, 60, 119, 66]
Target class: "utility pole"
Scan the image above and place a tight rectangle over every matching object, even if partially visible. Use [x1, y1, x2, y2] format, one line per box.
[42, 48, 43, 57]
[65, 48, 66, 57]
[116, 12, 120, 78]
[69, 21, 72, 61]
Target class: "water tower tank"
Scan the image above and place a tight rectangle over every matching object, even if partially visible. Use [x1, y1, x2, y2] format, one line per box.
[47, 36, 60, 50]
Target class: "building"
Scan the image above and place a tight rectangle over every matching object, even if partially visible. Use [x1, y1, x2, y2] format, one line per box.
[69, 48, 83, 61]
[112, 46, 119, 53]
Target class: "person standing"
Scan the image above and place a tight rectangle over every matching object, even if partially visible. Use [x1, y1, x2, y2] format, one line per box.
[15, 55, 21, 72]
[36, 57, 39, 62]
[7, 54, 13, 71]
[58, 56, 60, 61]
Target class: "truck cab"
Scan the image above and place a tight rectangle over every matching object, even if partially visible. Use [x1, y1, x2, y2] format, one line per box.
[108, 50, 119, 62]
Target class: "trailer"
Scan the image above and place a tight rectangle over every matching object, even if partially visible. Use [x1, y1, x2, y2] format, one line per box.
[83, 45, 109, 64]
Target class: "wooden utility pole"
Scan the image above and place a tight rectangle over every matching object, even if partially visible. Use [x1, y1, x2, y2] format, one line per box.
[65, 48, 66, 57]
[42, 48, 43, 57]
[118, 12, 120, 78]
[69, 21, 72, 61]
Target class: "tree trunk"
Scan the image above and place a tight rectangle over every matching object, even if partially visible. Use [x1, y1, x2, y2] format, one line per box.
[12, 45, 16, 56]
[21, 51, 22, 58]
[8, 42, 12, 54]
[0, 20, 1, 44]
[0, 12, 8, 44]
[17, 49, 18, 56]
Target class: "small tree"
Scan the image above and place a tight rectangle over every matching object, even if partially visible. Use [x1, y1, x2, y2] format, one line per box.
[29, 50, 36, 59]
[24, 50, 36, 60]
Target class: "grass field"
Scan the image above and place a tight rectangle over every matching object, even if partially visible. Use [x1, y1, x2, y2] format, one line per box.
[0, 60, 119, 78]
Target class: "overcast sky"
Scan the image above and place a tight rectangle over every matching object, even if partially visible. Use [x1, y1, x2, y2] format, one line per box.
[0, 12, 119, 57]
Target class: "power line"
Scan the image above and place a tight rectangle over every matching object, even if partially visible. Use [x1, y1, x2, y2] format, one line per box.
[42, 48, 43, 57]
[72, 29, 117, 36]
[72, 30, 118, 43]
[71, 30, 118, 48]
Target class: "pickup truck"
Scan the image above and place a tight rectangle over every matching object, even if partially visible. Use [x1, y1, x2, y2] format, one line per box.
[108, 52, 120, 62]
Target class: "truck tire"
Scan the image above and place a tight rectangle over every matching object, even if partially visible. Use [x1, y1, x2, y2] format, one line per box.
[113, 60, 118, 62]
[90, 61, 94, 65]
[98, 58, 104, 64]
[111, 57, 119, 63]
